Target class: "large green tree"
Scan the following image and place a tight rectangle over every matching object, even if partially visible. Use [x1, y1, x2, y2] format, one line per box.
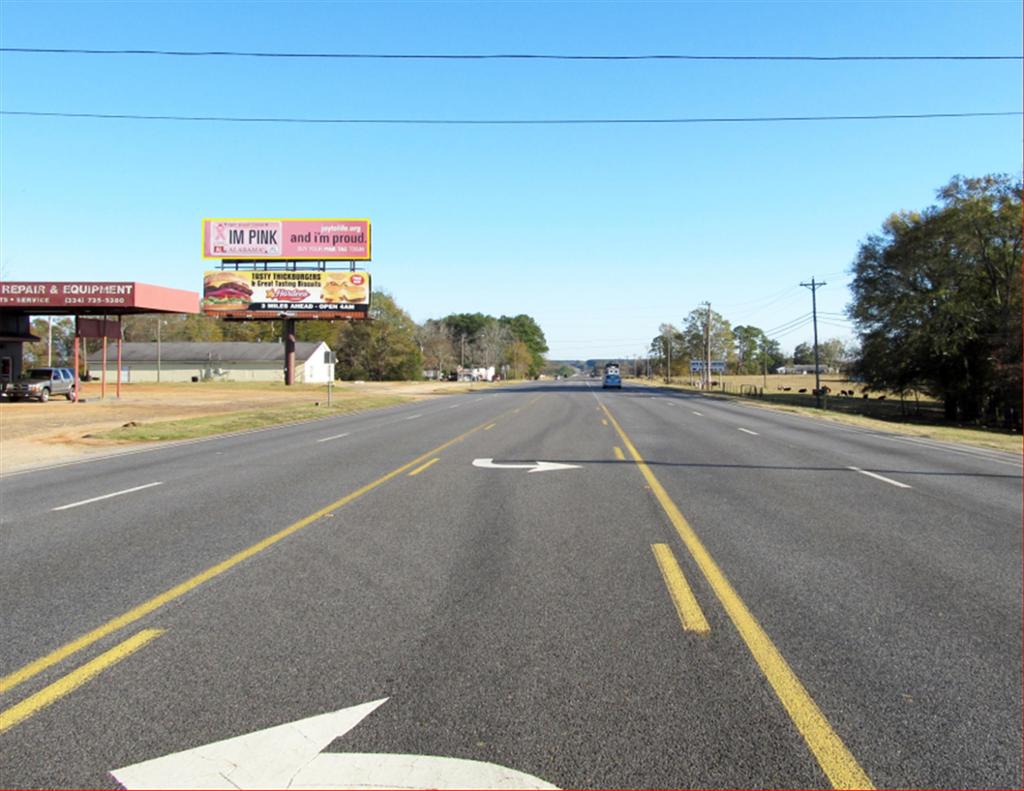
[648, 323, 684, 377]
[334, 292, 422, 381]
[849, 174, 1022, 424]
[792, 342, 814, 365]
[23, 317, 75, 366]
[499, 314, 548, 377]
[682, 307, 735, 368]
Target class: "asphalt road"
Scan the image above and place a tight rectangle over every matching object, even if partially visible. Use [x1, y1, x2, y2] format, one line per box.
[1, 380, 1020, 789]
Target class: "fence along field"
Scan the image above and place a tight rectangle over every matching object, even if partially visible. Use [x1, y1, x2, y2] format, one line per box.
[656, 373, 948, 423]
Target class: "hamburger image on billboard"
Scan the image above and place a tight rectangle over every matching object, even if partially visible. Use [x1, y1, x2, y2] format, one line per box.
[323, 272, 369, 304]
[204, 272, 253, 311]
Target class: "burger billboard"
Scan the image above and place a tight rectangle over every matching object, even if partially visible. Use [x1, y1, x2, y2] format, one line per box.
[202, 271, 371, 319]
[203, 219, 370, 260]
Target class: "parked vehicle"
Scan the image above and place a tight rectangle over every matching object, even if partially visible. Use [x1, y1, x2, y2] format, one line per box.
[9, 368, 76, 402]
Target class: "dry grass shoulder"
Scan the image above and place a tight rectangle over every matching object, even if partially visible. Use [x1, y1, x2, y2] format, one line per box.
[0, 379, 505, 474]
[631, 378, 1021, 455]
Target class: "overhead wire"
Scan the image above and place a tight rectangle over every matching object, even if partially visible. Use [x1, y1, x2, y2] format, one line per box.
[1, 47, 1019, 61]
[772, 320, 814, 339]
[1, 110, 1017, 125]
[763, 313, 813, 334]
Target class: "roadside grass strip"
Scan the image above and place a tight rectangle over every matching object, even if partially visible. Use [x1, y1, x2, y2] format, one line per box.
[601, 402, 874, 790]
[0, 629, 164, 733]
[0, 402, 536, 700]
[88, 397, 408, 442]
[651, 544, 710, 634]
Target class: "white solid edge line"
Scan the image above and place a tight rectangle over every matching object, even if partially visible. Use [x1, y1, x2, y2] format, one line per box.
[738, 427, 759, 435]
[404, 414, 423, 420]
[847, 466, 912, 489]
[53, 481, 164, 511]
[692, 411, 703, 416]
[316, 432, 350, 443]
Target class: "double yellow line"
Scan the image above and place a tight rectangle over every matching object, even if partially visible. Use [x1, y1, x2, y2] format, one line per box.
[1, 402, 530, 731]
[600, 401, 874, 790]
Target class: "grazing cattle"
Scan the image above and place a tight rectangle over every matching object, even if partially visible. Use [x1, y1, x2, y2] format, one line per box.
[798, 388, 807, 394]
[783, 386, 792, 391]
[877, 395, 887, 401]
[863, 393, 869, 399]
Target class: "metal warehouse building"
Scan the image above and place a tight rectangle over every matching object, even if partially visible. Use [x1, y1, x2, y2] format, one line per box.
[87, 341, 333, 384]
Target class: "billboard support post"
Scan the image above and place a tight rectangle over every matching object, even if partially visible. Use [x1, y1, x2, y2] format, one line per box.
[325, 350, 336, 406]
[284, 319, 297, 386]
[101, 337, 108, 400]
[73, 328, 79, 403]
[117, 316, 123, 399]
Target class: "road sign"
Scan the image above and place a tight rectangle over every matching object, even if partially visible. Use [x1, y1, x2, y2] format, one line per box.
[689, 360, 726, 374]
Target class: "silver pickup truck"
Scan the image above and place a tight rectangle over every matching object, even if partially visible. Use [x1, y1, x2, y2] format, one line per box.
[7, 367, 77, 402]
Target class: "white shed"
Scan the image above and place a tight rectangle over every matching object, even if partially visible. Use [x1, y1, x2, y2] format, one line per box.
[88, 341, 334, 383]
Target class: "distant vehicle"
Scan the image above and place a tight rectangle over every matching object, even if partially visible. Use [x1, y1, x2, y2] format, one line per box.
[8, 368, 76, 402]
[602, 362, 621, 389]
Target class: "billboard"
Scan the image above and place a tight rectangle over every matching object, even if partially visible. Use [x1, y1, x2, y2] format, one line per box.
[203, 219, 371, 260]
[202, 270, 371, 319]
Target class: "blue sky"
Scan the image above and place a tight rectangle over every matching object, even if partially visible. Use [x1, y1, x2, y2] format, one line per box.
[1, 0, 1020, 360]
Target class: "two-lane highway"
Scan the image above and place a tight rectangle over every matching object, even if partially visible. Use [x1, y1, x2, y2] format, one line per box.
[1, 381, 1020, 788]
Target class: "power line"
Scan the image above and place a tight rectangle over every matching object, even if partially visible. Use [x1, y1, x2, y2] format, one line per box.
[715, 285, 801, 311]
[763, 313, 812, 335]
[2, 47, 1019, 62]
[1, 110, 1017, 125]
[772, 321, 814, 339]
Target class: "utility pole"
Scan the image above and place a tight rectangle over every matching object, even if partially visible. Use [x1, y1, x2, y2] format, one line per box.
[800, 277, 827, 408]
[47, 317, 53, 366]
[702, 301, 712, 390]
[156, 318, 162, 383]
[665, 327, 672, 384]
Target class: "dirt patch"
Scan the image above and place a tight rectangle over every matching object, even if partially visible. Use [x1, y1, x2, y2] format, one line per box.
[0, 380, 487, 475]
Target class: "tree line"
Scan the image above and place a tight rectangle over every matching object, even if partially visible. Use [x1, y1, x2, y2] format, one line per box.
[849, 174, 1021, 426]
[647, 308, 851, 378]
[23, 295, 550, 382]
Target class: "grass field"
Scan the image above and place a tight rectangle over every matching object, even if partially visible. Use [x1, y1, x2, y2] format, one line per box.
[632, 374, 1020, 453]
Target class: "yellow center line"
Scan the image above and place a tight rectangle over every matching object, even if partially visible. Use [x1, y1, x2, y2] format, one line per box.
[484, 423, 497, 430]
[0, 406, 527, 697]
[601, 418, 609, 426]
[613, 446, 625, 461]
[408, 457, 440, 477]
[651, 544, 710, 634]
[599, 402, 873, 790]
[0, 629, 164, 733]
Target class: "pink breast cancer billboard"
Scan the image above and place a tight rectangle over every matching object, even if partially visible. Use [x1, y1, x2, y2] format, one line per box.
[203, 218, 371, 260]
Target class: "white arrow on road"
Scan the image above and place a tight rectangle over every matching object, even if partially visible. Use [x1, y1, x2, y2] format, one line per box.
[472, 458, 581, 474]
[111, 698, 557, 790]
